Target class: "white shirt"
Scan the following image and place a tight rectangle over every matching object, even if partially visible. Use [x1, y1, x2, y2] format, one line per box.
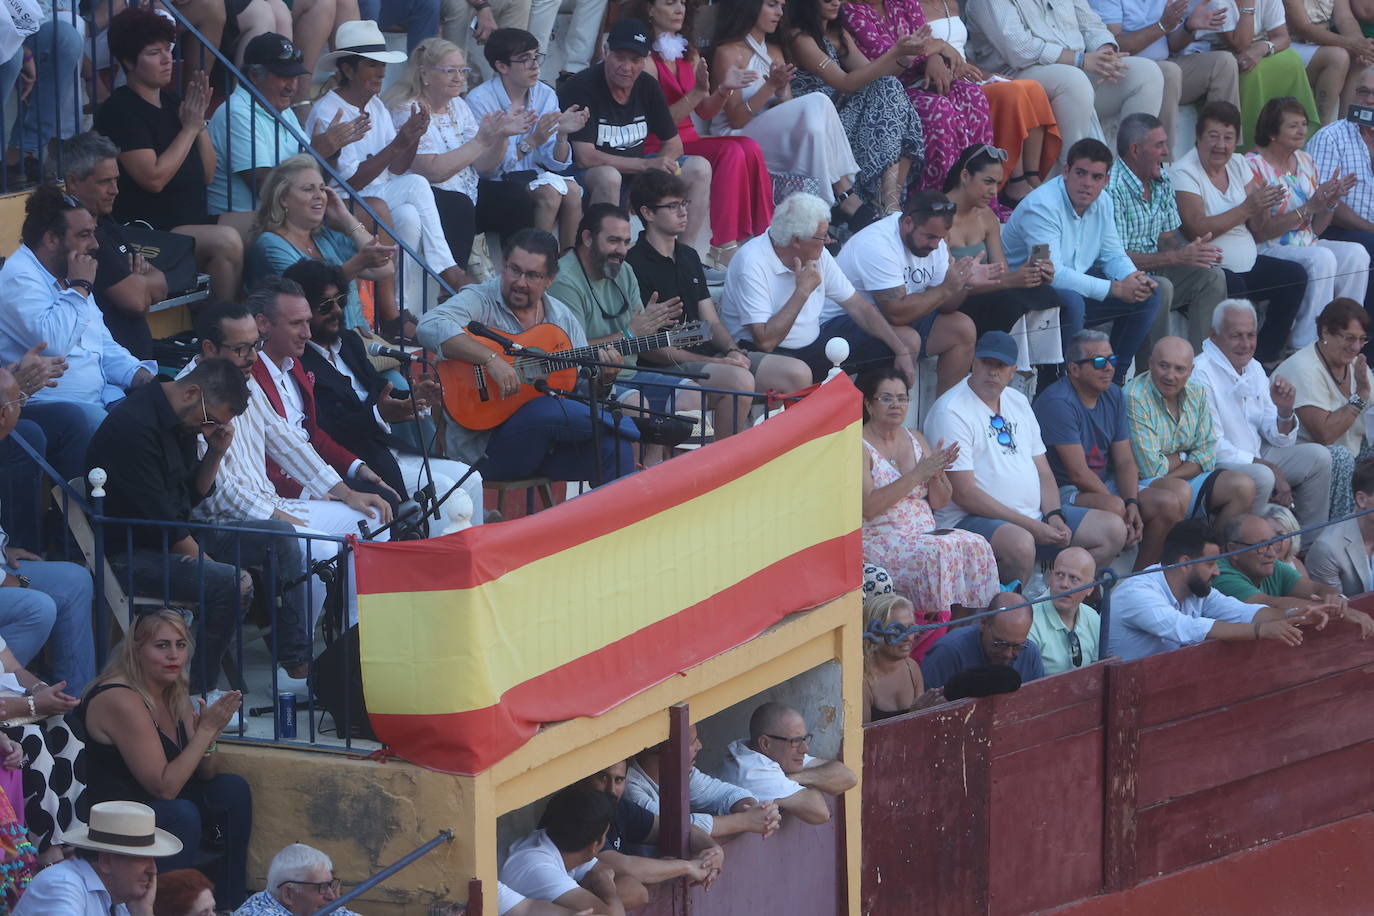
[1184, 0, 1284, 50]
[719, 234, 856, 350]
[500, 828, 596, 902]
[304, 91, 398, 197]
[924, 378, 1047, 528]
[496, 882, 527, 916]
[624, 759, 755, 835]
[716, 739, 815, 803]
[259, 355, 308, 444]
[1169, 151, 1258, 272]
[1105, 564, 1258, 660]
[13, 857, 128, 915]
[823, 214, 950, 322]
[395, 95, 481, 198]
[306, 338, 388, 431]
[1192, 339, 1298, 464]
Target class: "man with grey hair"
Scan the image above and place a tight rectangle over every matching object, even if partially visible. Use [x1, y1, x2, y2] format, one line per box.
[718, 193, 918, 385]
[61, 131, 166, 361]
[234, 842, 360, 915]
[1193, 298, 1332, 540]
[1308, 63, 1374, 323]
[1107, 113, 1226, 360]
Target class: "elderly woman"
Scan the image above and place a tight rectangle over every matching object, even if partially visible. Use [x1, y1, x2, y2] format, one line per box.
[304, 19, 468, 310]
[383, 38, 532, 273]
[93, 7, 245, 302]
[860, 367, 999, 659]
[1172, 101, 1309, 364]
[236, 843, 354, 915]
[244, 155, 396, 332]
[1275, 298, 1374, 518]
[79, 609, 249, 909]
[862, 594, 946, 722]
[1245, 97, 1366, 347]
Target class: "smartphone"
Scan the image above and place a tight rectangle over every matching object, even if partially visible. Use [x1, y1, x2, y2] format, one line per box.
[1349, 104, 1374, 126]
[1029, 243, 1049, 263]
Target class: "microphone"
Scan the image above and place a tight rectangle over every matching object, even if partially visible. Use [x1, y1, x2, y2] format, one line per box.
[367, 341, 420, 362]
[466, 321, 522, 352]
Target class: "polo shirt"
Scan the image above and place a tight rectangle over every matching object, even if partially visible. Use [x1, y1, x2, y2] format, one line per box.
[500, 828, 597, 903]
[559, 64, 678, 160]
[919, 624, 1046, 690]
[626, 234, 714, 356]
[1028, 599, 1101, 676]
[208, 83, 307, 214]
[1212, 557, 1301, 601]
[547, 250, 645, 378]
[93, 214, 155, 360]
[1107, 163, 1181, 254]
[95, 85, 208, 230]
[718, 234, 856, 350]
[1089, 0, 1170, 58]
[1105, 564, 1258, 660]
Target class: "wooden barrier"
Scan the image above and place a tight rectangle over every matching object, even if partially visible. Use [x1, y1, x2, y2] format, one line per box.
[860, 599, 1374, 916]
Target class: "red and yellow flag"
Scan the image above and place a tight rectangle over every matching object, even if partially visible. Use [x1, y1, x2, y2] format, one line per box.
[354, 376, 862, 774]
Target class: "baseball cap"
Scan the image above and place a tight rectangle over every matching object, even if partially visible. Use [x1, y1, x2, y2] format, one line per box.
[973, 330, 1018, 367]
[606, 18, 651, 57]
[243, 33, 309, 77]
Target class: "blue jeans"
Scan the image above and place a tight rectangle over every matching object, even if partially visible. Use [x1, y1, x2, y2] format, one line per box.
[0, 18, 83, 156]
[148, 773, 252, 909]
[0, 559, 94, 693]
[0, 422, 49, 552]
[1054, 286, 1162, 384]
[22, 400, 108, 483]
[358, 0, 440, 50]
[479, 396, 638, 484]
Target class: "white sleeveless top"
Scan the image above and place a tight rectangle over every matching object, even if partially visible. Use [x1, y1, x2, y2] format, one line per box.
[708, 34, 774, 137]
[927, 16, 969, 59]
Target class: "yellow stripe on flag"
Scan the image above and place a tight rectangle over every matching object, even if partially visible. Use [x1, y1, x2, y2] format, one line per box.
[360, 418, 861, 716]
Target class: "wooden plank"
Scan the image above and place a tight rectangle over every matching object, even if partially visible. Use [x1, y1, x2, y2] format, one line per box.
[1102, 659, 1142, 893]
[1134, 740, 1374, 878]
[991, 663, 1107, 726]
[659, 703, 691, 861]
[861, 699, 991, 916]
[1135, 665, 1374, 807]
[993, 698, 1104, 758]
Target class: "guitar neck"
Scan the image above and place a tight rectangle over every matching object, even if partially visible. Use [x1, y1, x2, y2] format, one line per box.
[566, 331, 671, 360]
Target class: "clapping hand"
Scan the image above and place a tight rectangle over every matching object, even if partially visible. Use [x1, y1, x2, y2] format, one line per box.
[1246, 180, 1287, 214]
[628, 291, 683, 336]
[966, 252, 1005, 287]
[556, 104, 591, 136]
[765, 60, 795, 93]
[1270, 374, 1296, 415]
[717, 64, 759, 92]
[315, 109, 372, 153]
[913, 438, 958, 484]
[1178, 232, 1225, 268]
[397, 103, 430, 147]
[10, 341, 66, 395]
[1186, 0, 1227, 30]
[195, 689, 242, 738]
[178, 70, 210, 130]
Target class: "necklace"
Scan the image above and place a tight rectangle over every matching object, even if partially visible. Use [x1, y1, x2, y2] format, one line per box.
[1315, 343, 1351, 392]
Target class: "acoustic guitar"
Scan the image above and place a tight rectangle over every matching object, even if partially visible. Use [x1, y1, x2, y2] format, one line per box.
[436, 321, 709, 429]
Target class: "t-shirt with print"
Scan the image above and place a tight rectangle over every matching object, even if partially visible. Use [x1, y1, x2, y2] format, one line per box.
[1033, 377, 1130, 488]
[559, 64, 678, 160]
[823, 213, 949, 322]
[93, 215, 155, 360]
[924, 377, 1047, 528]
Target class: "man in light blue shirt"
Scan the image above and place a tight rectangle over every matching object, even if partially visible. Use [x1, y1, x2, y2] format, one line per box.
[1003, 137, 1162, 383]
[0, 186, 154, 452]
[1106, 518, 1323, 660]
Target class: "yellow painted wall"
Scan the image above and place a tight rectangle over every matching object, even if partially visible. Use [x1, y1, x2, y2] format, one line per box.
[0, 191, 29, 257]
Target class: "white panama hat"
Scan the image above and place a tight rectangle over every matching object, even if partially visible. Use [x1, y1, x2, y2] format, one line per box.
[320, 20, 408, 67]
[63, 801, 184, 858]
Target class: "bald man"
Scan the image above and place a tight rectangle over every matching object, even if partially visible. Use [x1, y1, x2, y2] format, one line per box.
[1027, 547, 1102, 676]
[716, 702, 856, 827]
[920, 593, 1046, 690]
[1124, 337, 1255, 530]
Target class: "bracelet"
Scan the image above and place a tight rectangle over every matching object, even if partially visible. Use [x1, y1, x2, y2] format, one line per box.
[348, 222, 367, 234]
[1157, 20, 1168, 35]
[67, 277, 92, 293]
[203, 741, 217, 757]
[1253, 620, 1262, 640]
[1239, 6, 1256, 11]
[1277, 411, 1295, 422]
[1074, 50, 1086, 68]
[1045, 508, 1066, 523]
[1124, 497, 1140, 507]
[25, 695, 35, 718]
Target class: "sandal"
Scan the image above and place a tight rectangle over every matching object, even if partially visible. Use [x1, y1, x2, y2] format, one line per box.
[997, 171, 1039, 210]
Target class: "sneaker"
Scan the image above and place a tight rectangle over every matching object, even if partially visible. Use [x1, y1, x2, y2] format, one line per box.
[273, 669, 310, 698]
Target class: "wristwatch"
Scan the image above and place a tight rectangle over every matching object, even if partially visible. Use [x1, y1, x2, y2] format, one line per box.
[67, 278, 92, 294]
[1349, 393, 1367, 411]
[517, 139, 534, 156]
[1045, 508, 1067, 523]
[1124, 497, 1140, 508]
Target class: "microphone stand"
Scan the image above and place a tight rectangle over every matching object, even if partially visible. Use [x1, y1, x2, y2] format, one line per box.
[381, 347, 442, 539]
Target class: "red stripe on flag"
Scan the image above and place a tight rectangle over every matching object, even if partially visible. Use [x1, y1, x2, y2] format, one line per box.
[366, 531, 862, 774]
[355, 377, 860, 596]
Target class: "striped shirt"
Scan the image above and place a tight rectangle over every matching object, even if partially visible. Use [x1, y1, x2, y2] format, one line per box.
[1107, 163, 1181, 255]
[1307, 119, 1374, 228]
[1124, 374, 1218, 479]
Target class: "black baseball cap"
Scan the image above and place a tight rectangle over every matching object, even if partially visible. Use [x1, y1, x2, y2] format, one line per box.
[606, 18, 651, 57]
[243, 33, 309, 77]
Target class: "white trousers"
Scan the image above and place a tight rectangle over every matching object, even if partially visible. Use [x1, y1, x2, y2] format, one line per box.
[1015, 58, 1165, 168]
[1220, 441, 1333, 546]
[369, 173, 458, 312]
[528, 0, 608, 80]
[1258, 240, 1370, 347]
[293, 499, 391, 629]
[392, 450, 484, 533]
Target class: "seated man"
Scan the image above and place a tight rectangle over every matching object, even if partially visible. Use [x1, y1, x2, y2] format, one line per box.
[1001, 139, 1161, 382]
[1124, 337, 1255, 528]
[921, 593, 1047, 690]
[1193, 299, 1333, 541]
[1309, 64, 1374, 307]
[1034, 329, 1191, 568]
[416, 228, 638, 484]
[580, 760, 724, 907]
[717, 702, 857, 826]
[626, 724, 781, 841]
[718, 193, 917, 386]
[60, 131, 167, 361]
[1107, 113, 1227, 360]
[1306, 459, 1374, 597]
[1105, 519, 1324, 660]
[827, 190, 989, 396]
[288, 259, 482, 534]
[0, 185, 155, 451]
[233, 842, 361, 915]
[924, 331, 1127, 588]
[500, 785, 627, 916]
[556, 18, 712, 254]
[1027, 547, 1101, 676]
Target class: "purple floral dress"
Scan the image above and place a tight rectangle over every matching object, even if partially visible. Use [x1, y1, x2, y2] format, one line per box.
[843, 0, 993, 189]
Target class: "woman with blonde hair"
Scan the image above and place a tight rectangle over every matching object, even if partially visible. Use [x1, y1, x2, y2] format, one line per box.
[383, 37, 532, 272]
[1263, 503, 1308, 575]
[79, 609, 250, 909]
[244, 154, 397, 331]
[862, 593, 945, 723]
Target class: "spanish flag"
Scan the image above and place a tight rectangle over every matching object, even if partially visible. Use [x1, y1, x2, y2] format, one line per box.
[354, 376, 862, 774]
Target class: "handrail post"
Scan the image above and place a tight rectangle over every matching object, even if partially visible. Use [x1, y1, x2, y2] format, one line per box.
[89, 468, 108, 664]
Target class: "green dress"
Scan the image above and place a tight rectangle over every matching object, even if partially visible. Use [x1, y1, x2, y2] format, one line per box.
[1239, 49, 1319, 152]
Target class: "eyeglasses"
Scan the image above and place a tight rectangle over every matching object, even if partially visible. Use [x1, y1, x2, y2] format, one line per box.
[989, 414, 1015, 449]
[988, 638, 1031, 654]
[508, 51, 547, 68]
[60, 192, 82, 209]
[222, 338, 266, 359]
[873, 394, 910, 406]
[650, 199, 691, 213]
[809, 234, 830, 242]
[430, 65, 472, 77]
[279, 877, 342, 896]
[975, 144, 1009, 162]
[1333, 331, 1370, 346]
[764, 733, 813, 748]
[0, 391, 27, 411]
[503, 262, 549, 282]
[199, 392, 227, 431]
[1074, 354, 1118, 371]
[1230, 538, 1281, 554]
[312, 294, 346, 315]
[1066, 629, 1082, 668]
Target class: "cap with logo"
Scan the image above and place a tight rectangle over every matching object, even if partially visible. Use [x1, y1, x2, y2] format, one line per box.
[606, 18, 652, 57]
[243, 32, 309, 77]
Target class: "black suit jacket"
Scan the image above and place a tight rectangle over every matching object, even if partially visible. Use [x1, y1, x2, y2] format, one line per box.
[299, 332, 409, 496]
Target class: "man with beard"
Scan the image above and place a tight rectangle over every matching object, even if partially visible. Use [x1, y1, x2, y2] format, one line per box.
[1105, 518, 1325, 660]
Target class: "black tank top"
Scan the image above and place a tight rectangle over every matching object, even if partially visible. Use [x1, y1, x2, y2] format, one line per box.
[79, 683, 188, 807]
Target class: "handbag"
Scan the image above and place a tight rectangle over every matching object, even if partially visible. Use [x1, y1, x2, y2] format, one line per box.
[120, 223, 199, 296]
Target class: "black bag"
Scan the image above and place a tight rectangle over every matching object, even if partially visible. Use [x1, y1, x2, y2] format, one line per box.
[120, 223, 198, 295]
[313, 625, 376, 740]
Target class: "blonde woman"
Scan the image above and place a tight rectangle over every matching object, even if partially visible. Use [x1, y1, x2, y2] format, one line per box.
[79, 610, 249, 909]
[244, 155, 397, 332]
[862, 594, 946, 723]
[383, 38, 532, 270]
[1263, 503, 1309, 575]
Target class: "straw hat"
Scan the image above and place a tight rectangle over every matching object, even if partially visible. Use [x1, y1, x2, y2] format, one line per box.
[63, 801, 183, 857]
[320, 20, 407, 67]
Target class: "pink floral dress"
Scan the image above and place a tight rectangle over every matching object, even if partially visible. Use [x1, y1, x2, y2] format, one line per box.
[863, 430, 999, 660]
[843, 0, 994, 190]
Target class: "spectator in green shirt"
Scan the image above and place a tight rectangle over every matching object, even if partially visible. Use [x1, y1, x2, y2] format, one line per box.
[1028, 547, 1101, 676]
[1215, 513, 1359, 615]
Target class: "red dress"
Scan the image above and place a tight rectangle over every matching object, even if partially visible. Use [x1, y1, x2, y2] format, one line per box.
[644, 54, 774, 248]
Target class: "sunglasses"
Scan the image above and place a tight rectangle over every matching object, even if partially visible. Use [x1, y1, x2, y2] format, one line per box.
[765, 733, 813, 748]
[311, 293, 346, 315]
[975, 144, 1009, 162]
[989, 414, 1015, 449]
[989, 638, 1031, 653]
[1074, 354, 1118, 371]
[1067, 629, 1083, 667]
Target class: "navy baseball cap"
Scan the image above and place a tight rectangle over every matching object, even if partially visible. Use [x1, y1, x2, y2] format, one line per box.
[973, 330, 1018, 367]
[607, 18, 651, 56]
[243, 33, 309, 77]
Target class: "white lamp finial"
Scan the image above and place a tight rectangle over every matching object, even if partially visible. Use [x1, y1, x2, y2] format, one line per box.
[88, 468, 107, 499]
[823, 337, 850, 383]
